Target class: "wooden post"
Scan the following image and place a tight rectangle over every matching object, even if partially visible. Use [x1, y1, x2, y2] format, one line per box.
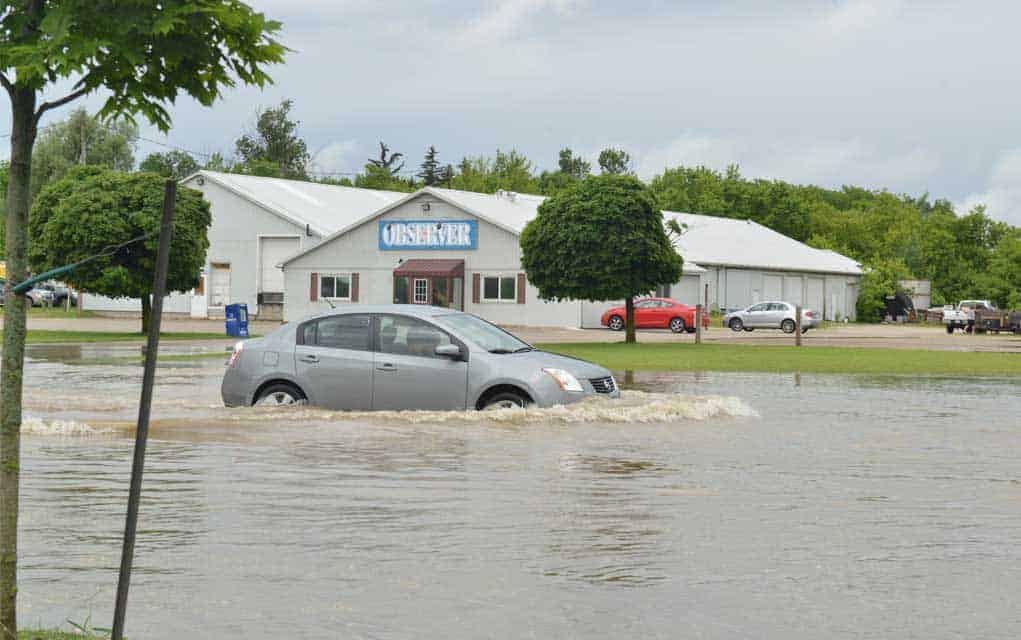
[695, 304, 703, 344]
[111, 180, 176, 640]
[795, 304, 803, 347]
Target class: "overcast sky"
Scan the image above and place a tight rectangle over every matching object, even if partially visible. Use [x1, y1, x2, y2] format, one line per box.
[6, 0, 1021, 225]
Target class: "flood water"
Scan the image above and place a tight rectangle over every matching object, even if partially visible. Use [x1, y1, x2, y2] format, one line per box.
[16, 344, 1021, 639]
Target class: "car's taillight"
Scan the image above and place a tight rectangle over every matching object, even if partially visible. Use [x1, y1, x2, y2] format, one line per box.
[227, 341, 244, 368]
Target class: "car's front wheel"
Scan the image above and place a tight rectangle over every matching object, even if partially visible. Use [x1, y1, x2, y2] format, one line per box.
[669, 317, 686, 333]
[728, 317, 744, 332]
[781, 319, 796, 334]
[481, 391, 530, 410]
[607, 315, 625, 331]
[254, 383, 306, 407]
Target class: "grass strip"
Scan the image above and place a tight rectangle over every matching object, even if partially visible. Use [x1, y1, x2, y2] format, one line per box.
[26, 330, 239, 344]
[18, 631, 105, 640]
[534, 342, 1021, 375]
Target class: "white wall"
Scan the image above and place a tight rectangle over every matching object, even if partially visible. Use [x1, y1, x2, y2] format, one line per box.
[699, 265, 859, 319]
[283, 193, 581, 327]
[81, 292, 193, 314]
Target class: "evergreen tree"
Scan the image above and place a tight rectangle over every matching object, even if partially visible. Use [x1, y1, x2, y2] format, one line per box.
[418, 145, 441, 186]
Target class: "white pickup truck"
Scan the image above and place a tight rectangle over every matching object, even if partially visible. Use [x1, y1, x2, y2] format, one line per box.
[943, 300, 997, 333]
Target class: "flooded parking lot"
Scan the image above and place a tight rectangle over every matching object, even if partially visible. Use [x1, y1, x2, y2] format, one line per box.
[16, 344, 1021, 639]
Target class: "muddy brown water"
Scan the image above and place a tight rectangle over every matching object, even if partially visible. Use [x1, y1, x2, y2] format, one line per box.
[16, 344, 1021, 639]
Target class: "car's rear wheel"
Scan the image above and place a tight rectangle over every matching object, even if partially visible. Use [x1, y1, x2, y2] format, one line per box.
[669, 317, 686, 333]
[607, 315, 624, 331]
[728, 317, 744, 332]
[481, 391, 530, 410]
[781, 319, 796, 334]
[254, 382, 306, 407]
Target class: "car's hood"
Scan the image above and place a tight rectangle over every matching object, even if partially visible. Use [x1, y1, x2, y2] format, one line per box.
[509, 349, 612, 378]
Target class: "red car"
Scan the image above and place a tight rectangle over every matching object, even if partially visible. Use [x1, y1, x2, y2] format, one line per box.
[600, 297, 710, 333]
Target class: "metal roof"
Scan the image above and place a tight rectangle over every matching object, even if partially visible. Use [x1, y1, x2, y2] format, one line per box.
[184, 170, 407, 236]
[188, 172, 859, 276]
[664, 212, 863, 276]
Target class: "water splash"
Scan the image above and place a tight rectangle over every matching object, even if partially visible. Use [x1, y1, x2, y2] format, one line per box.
[22, 416, 113, 436]
[232, 390, 757, 425]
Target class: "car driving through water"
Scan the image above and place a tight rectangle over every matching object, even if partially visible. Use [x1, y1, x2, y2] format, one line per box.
[222, 305, 620, 410]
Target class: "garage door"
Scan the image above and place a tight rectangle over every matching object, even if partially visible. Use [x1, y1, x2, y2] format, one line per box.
[783, 275, 803, 305]
[805, 277, 824, 313]
[260, 237, 300, 293]
[763, 274, 782, 301]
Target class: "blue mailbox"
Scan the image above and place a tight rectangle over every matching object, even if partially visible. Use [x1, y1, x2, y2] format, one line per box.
[224, 303, 250, 338]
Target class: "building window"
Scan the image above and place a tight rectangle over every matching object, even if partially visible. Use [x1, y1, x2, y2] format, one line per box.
[482, 275, 516, 302]
[413, 278, 428, 304]
[320, 274, 351, 300]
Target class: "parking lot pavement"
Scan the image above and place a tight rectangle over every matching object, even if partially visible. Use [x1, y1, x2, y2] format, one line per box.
[7, 314, 1020, 353]
[514, 323, 1021, 353]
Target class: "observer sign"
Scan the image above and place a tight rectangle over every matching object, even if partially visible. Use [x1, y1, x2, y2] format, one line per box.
[378, 220, 478, 250]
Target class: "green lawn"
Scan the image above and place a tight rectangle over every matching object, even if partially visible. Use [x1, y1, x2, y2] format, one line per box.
[534, 342, 1021, 375]
[26, 330, 234, 344]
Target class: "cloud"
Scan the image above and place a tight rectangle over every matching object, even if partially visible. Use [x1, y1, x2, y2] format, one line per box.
[824, 0, 904, 36]
[957, 149, 1021, 225]
[458, 0, 589, 45]
[308, 140, 359, 176]
[636, 132, 941, 193]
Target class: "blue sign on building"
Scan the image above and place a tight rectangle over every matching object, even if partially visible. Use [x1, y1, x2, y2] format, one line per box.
[378, 219, 478, 250]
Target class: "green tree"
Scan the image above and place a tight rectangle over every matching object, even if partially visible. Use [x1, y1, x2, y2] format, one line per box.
[234, 99, 309, 179]
[204, 151, 230, 172]
[856, 259, 912, 322]
[29, 168, 211, 332]
[598, 147, 633, 175]
[538, 147, 591, 195]
[520, 174, 683, 343]
[0, 2, 283, 633]
[417, 145, 441, 186]
[367, 141, 405, 177]
[138, 150, 200, 180]
[30, 107, 137, 196]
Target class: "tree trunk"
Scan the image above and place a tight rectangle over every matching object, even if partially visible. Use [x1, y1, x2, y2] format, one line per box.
[1, 85, 38, 640]
[141, 295, 151, 336]
[625, 297, 636, 344]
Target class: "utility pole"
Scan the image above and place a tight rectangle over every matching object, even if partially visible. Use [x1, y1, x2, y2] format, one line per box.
[79, 114, 87, 165]
[111, 180, 176, 640]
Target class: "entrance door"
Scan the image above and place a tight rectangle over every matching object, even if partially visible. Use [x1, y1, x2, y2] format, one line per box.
[210, 262, 231, 307]
[372, 315, 468, 410]
[393, 276, 463, 310]
[260, 237, 299, 293]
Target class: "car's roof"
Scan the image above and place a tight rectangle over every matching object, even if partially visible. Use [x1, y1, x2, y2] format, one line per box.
[300, 304, 459, 322]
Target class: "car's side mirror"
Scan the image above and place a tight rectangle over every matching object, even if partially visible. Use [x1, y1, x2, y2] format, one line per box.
[435, 343, 463, 360]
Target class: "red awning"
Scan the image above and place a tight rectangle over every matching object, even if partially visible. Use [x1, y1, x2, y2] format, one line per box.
[393, 259, 465, 277]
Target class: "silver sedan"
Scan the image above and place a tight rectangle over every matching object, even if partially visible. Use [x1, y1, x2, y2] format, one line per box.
[222, 304, 620, 411]
[724, 301, 820, 334]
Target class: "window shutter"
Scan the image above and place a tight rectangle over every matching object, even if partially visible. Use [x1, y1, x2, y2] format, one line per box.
[517, 273, 526, 304]
[472, 273, 480, 304]
[310, 273, 318, 302]
[351, 273, 359, 302]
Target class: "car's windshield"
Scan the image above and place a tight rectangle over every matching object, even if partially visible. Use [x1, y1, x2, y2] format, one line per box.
[434, 313, 532, 353]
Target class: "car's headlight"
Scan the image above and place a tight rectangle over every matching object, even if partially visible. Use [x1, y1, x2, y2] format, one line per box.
[542, 368, 583, 392]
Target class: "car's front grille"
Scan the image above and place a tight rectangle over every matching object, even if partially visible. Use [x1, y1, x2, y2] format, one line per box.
[589, 376, 616, 394]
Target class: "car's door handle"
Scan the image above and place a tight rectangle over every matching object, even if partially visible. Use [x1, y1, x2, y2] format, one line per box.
[376, 362, 396, 372]
[299, 354, 319, 364]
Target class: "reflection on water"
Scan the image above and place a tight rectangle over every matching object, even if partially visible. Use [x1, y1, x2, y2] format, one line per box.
[15, 346, 1021, 639]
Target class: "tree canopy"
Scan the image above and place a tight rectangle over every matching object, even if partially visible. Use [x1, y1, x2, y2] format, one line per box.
[598, 147, 633, 175]
[234, 99, 309, 178]
[30, 108, 137, 197]
[28, 167, 211, 330]
[139, 150, 201, 180]
[520, 174, 683, 342]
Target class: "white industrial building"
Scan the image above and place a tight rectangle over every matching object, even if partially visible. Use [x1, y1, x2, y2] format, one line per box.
[83, 171, 862, 324]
